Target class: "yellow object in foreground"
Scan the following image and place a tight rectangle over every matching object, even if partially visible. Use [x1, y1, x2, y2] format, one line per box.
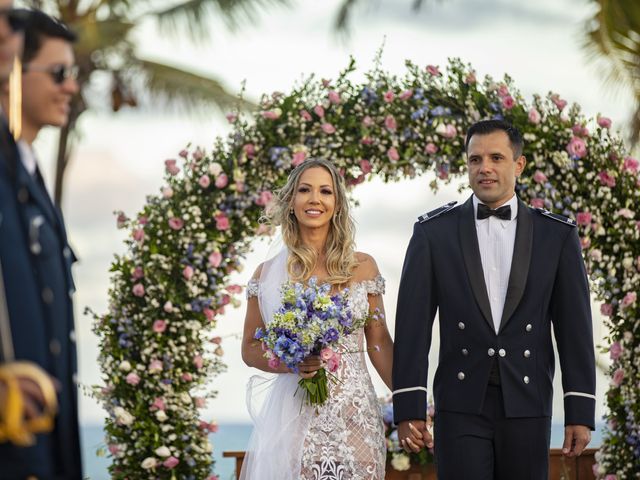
[0, 362, 58, 446]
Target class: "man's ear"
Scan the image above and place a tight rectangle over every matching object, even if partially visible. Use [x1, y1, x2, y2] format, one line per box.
[515, 155, 526, 177]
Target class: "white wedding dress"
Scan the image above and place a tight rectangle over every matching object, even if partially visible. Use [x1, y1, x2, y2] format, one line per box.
[239, 249, 386, 480]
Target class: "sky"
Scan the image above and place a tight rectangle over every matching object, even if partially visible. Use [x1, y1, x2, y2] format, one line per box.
[29, 0, 631, 425]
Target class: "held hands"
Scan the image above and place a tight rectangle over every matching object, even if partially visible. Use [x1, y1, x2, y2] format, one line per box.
[398, 419, 434, 453]
[562, 425, 591, 457]
[297, 355, 323, 379]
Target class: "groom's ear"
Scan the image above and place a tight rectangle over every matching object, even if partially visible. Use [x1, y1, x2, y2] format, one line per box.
[515, 155, 526, 177]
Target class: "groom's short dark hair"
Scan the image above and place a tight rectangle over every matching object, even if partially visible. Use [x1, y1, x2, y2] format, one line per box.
[22, 10, 77, 64]
[465, 119, 524, 158]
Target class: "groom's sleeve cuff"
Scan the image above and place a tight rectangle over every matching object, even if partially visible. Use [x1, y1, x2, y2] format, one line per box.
[563, 391, 596, 430]
[392, 387, 428, 424]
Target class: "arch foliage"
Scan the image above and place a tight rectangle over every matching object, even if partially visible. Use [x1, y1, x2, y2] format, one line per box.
[93, 58, 638, 478]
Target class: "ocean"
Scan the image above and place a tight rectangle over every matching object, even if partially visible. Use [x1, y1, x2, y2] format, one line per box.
[81, 422, 603, 479]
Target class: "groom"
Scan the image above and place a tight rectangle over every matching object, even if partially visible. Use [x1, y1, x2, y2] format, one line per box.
[392, 119, 595, 479]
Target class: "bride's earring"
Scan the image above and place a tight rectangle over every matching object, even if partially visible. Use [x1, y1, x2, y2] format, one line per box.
[289, 208, 294, 215]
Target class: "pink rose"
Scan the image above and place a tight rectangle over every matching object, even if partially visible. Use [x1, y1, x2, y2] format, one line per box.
[193, 355, 204, 370]
[153, 319, 167, 333]
[313, 105, 325, 118]
[227, 284, 243, 294]
[497, 85, 509, 97]
[215, 213, 230, 231]
[182, 372, 193, 382]
[267, 357, 280, 369]
[125, 372, 140, 385]
[621, 291, 636, 308]
[616, 208, 634, 219]
[211, 336, 222, 345]
[612, 368, 624, 387]
[261, 110, 281, 120]
[464, 71, 477, 84]
[360, 136, 373, 145]
[138, 216, 148, 225]
[132, 283, 145, 297]
[292, 151, 307, 167]
[182, 265, 194, 280]
[328, 91, 341, 104]
[225, 113, 237, 124]
[179, 149, 188, 158]
[598, 171, 616, 187]
[208, 251, 222, 268]
[243, 143, 255, 158]
[300, 110, 312, 121]
[163, 456, 179, 469]
[162, 187, 173, 199]
[193, 148, 204, 161]
[148, 359, 163, 374]
[360, 159, 372, 174]
[116, 212, 128, 229]
[576, 212, 592, 226]
[387, 147, 400, 162]
[533, 170, 548, 184]
[442, 124, 457, 139]
[108, 444, 119, 455]
[326, 353, 341, 373]
[255, 190, 273, 207]
[215, 173, 229, 189]
[194, 397, 207, 408]
[320, 348, 335, 361]
[604, 475, 617, 480]
[426, 65, 441, 76]
[321, 78, 331, 87]
[399, 89, 413, 100]
[321, 123, 336, 134]
[623, 156, 639, 174]
[597, 116, 612, 129]
[530, 198, 545, 209]
[198, 175, 211, 188]
[551, 94, 567, 111]
[168, 217, 184, 230]
[131, 266, 144, 280]
[500, 94, 514, 109]
[572, 124, 588, 137]
[236, 180, 246, 192]
[425, 143, 438, 155]
[132, 229, 144, 243]
[384, 115, 397, 131]
[609, 341, 622, 360]
[203, 308, 214, 322]
[600, 303, 613, 317]
[566, 136, 587, 158]
[164, 159, 180, 176]
[528, 108, 541, 124]
[383, 90, 395, 103]
[362, 116, 374, 127]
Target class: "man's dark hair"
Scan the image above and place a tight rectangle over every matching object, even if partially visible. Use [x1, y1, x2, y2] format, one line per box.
[465, 119, 524, 158]
[22, 10, 77, 64]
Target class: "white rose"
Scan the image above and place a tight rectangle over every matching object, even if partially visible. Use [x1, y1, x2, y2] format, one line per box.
[209, 162, 223, 177]
[114, 407, 134, 426]
[155, 410, 168, 422]
[119, 361, 131, 372]
[141, 457, 157, 469]
[391, 452, 411, 471]
[155, 446, 171, 457]
[180, 392, 192, 404]
[622, 257, 634, 270]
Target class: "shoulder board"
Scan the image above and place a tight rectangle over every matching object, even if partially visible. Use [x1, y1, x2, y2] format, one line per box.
[534, 208, 576, 227]
[418, 201, 458, 223]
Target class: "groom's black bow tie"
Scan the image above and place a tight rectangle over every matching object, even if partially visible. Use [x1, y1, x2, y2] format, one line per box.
[477, 204, 511, 221]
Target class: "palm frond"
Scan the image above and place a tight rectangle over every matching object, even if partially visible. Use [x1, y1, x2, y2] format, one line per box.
[127, 58, 255, 113]
[584, 0, 640, 146]
[334, 0, 362, 34]
[149, 0, 292, 43]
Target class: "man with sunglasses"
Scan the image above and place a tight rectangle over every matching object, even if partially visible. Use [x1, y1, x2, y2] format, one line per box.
[0, 6, 83, 479]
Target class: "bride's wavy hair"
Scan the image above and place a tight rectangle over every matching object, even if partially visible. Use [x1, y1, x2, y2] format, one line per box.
[264, 158, 358, 285]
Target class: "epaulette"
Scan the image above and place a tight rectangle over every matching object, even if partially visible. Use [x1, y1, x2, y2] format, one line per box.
[418, 201, 458, 223]
[534, 208, 576, 227]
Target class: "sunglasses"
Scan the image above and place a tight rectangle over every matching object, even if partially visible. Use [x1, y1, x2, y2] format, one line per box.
[0, 8, 30, 33]
[23, 64, 79, 85]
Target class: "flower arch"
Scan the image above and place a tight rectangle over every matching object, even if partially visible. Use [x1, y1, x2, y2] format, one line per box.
[93, 58, 638, 478]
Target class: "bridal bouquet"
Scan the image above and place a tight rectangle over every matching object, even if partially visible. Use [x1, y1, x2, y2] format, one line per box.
[254, 277, 355, 406]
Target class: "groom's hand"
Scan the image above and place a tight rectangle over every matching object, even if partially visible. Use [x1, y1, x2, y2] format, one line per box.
[398, 420, 433, 453]
[562, 424, 591, 457]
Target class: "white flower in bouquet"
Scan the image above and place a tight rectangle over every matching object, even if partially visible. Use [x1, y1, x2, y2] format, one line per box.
[113, 407, 134, 426]
[391, 452, 411, 471]
[141, 457, 158, 469]
[155, 446, 171, 457]
[155, 410, 168, 422]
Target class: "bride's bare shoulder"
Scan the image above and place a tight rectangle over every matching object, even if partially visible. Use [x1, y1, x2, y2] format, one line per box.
[353, 252, 379, 282]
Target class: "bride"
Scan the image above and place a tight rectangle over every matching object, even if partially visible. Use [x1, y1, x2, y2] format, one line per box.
[239, 158, 394, 479]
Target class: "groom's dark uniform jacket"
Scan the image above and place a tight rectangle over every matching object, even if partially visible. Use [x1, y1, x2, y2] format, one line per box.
[0, 129, 82, 478]
[393, 196, 596, 429]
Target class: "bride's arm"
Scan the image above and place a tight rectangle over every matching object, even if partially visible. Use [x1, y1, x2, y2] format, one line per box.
[357, 253, 394, 390]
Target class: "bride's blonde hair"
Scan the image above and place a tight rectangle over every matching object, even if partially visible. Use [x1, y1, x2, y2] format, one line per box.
[265, 158, 358, 285]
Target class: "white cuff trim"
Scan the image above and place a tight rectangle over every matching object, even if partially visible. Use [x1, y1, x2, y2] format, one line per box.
[563, 391, 596, 400]
[392, 386, 428, 396]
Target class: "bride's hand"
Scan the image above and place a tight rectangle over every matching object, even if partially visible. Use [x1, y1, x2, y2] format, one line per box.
[298, 355, 323, 379]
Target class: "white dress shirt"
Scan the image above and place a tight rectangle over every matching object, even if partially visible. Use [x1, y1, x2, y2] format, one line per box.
[17, 140, 37, 176]
[473, 194, 518, 333]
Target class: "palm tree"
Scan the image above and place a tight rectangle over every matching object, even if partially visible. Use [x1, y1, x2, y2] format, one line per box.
[20, 0, 290, 206]
[585, 0, 640, 147]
